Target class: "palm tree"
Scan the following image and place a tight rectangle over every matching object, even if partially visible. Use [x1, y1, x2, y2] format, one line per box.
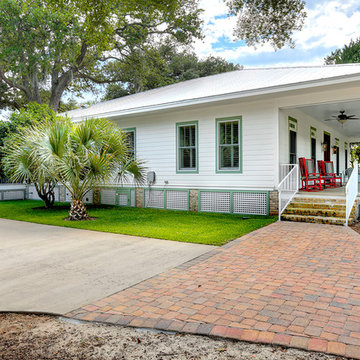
[8, 117, 146, 220]
[3, 133, 57, 208]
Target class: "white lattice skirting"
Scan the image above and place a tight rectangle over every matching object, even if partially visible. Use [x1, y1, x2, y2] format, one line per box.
[144, 189, 189, 211]
[100, 188, 136, 207]
[200, 191, 268, 215]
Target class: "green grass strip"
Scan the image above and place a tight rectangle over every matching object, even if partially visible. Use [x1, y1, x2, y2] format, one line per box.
[0, 200, 277, 246]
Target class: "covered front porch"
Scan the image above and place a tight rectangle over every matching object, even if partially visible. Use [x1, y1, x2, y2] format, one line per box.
[278, 98, 360, 225]
[298, 183, 360, 198]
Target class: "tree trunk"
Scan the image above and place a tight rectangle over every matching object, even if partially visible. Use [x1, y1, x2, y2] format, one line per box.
[49, 70, 73, 112]
[40, 192, 55, 209]
[69, 199, 89, 220]
[35, 182, 56, 209]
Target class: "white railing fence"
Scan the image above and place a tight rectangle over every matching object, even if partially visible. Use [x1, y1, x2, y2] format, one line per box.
[279, 164, 297, 182]
[278, 164, 299, 220]
[345, 163, 358, 226]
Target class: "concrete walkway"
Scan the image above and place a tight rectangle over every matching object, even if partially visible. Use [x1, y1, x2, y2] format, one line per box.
[0, 219, 213, 314]
[68, 222, 360, 359]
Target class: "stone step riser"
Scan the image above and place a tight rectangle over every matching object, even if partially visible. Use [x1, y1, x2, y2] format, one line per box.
[285, 205, 355, 215]
[281, 214, 354, 226]
[293, 197, 346, 204]
[282, 195, 357, 226]
[290, 203, 346, 210]
[283, 208, 348, 218]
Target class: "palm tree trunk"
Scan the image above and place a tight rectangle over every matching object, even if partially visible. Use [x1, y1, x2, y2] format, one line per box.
[35, 182, 56, 209]
[69, 199, 88, 220]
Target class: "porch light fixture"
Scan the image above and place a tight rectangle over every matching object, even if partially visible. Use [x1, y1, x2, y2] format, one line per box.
[321, 142, 327, 151]
[332, 146, 338, 154]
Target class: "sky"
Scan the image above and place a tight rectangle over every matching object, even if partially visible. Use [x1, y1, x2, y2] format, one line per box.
[194, 0, 360, 67]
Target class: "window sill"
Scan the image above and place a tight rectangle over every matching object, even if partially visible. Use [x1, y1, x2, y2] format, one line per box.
[216, 169, 242, 174]
[176, 169, 199, 174]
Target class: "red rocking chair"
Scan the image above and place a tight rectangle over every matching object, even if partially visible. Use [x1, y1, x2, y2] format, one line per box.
[317, 160, 342, 188]
[299, 157, 322, 191]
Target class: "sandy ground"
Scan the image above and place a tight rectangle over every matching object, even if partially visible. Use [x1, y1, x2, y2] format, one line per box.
[0, 314, 346, 360]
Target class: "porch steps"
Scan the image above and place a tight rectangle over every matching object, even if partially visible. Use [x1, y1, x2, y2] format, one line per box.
[281, 196, 356, 226]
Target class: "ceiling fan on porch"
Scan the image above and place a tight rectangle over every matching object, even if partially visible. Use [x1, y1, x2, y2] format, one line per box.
[325, 110, 359, 124]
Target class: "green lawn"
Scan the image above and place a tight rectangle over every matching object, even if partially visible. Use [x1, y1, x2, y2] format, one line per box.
[0, 200, 276, 246]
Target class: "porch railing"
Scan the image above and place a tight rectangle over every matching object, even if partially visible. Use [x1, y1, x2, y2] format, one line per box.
[279, 163, 297, 182]
[278, 164, 299, 220]
[345, 163, 358, 226]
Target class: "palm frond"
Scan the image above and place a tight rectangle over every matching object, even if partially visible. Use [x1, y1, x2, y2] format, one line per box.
[116, 158, 147, 186]
[3, 115, 146, 204]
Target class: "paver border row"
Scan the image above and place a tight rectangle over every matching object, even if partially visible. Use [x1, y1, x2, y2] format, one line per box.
[67, 310, 360, 359]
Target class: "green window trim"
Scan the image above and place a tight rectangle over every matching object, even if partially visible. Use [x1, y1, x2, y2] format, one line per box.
[216, 116, 243, 173]
[288, 116, 298, 132]
[123, 127, 136, 159]
[310, 126, 317, 139]
[176, 121, 199, 174]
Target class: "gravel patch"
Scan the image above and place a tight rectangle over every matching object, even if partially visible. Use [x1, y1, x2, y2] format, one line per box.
[0, 314, 346, 360]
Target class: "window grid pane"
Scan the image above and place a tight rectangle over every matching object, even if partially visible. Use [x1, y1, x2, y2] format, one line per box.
[178, 124, 197, 171]
[219, 120, 240, 170]
[125, 130, 135, 159]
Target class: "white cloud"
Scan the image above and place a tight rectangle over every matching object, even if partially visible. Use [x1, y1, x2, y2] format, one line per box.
[194, 0, 360, 66]
[294, 0, 360, 50]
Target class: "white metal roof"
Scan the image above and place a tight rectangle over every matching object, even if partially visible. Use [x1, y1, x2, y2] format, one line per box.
[64, 64, 360, 121]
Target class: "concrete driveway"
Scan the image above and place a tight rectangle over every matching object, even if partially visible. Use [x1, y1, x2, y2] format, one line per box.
[0, 219, 213, 314]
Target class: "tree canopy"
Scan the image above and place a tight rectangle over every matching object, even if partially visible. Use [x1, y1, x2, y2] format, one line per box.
[227, 0, 306, 49]
[0, 0, 202, 111]
[0, 0, 307, 111]
[325, 37, 360, 65]
[103, 44, 242, 100]
[0, 103, 60, 178]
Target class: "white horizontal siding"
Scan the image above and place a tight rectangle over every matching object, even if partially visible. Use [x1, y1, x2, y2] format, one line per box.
[113, 100, 278, 190]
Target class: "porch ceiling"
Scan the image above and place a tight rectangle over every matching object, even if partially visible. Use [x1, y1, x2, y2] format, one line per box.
[294, 99, 360, 138]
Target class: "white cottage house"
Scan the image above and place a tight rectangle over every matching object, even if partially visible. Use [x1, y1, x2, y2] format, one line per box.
[63, 64, 360, 225]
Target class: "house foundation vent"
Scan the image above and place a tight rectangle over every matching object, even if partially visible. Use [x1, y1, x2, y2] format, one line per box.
[98, 187, 136, 207]
[200, 191, 231, 213]
[2, 190, 25, 201]
[166, 190, 189, 210]
[144, 189, 189, 211]
[118, 194, 128, 206]
[100, 189, 116, 205]
[144, 189, 165, 209]
[199, 190, 268, 215]
[233, 192, 267, 215]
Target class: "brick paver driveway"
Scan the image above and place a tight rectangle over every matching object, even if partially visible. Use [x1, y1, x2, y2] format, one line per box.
[67, 222, 360, 359]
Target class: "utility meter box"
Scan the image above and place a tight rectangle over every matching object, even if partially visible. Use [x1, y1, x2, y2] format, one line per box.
[147, 171, 156, 184]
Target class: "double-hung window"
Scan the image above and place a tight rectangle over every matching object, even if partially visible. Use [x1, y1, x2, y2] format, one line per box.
[217, 117, 242, 172]
[123, 128, 136, 159]
[177, 121, 198, 173]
